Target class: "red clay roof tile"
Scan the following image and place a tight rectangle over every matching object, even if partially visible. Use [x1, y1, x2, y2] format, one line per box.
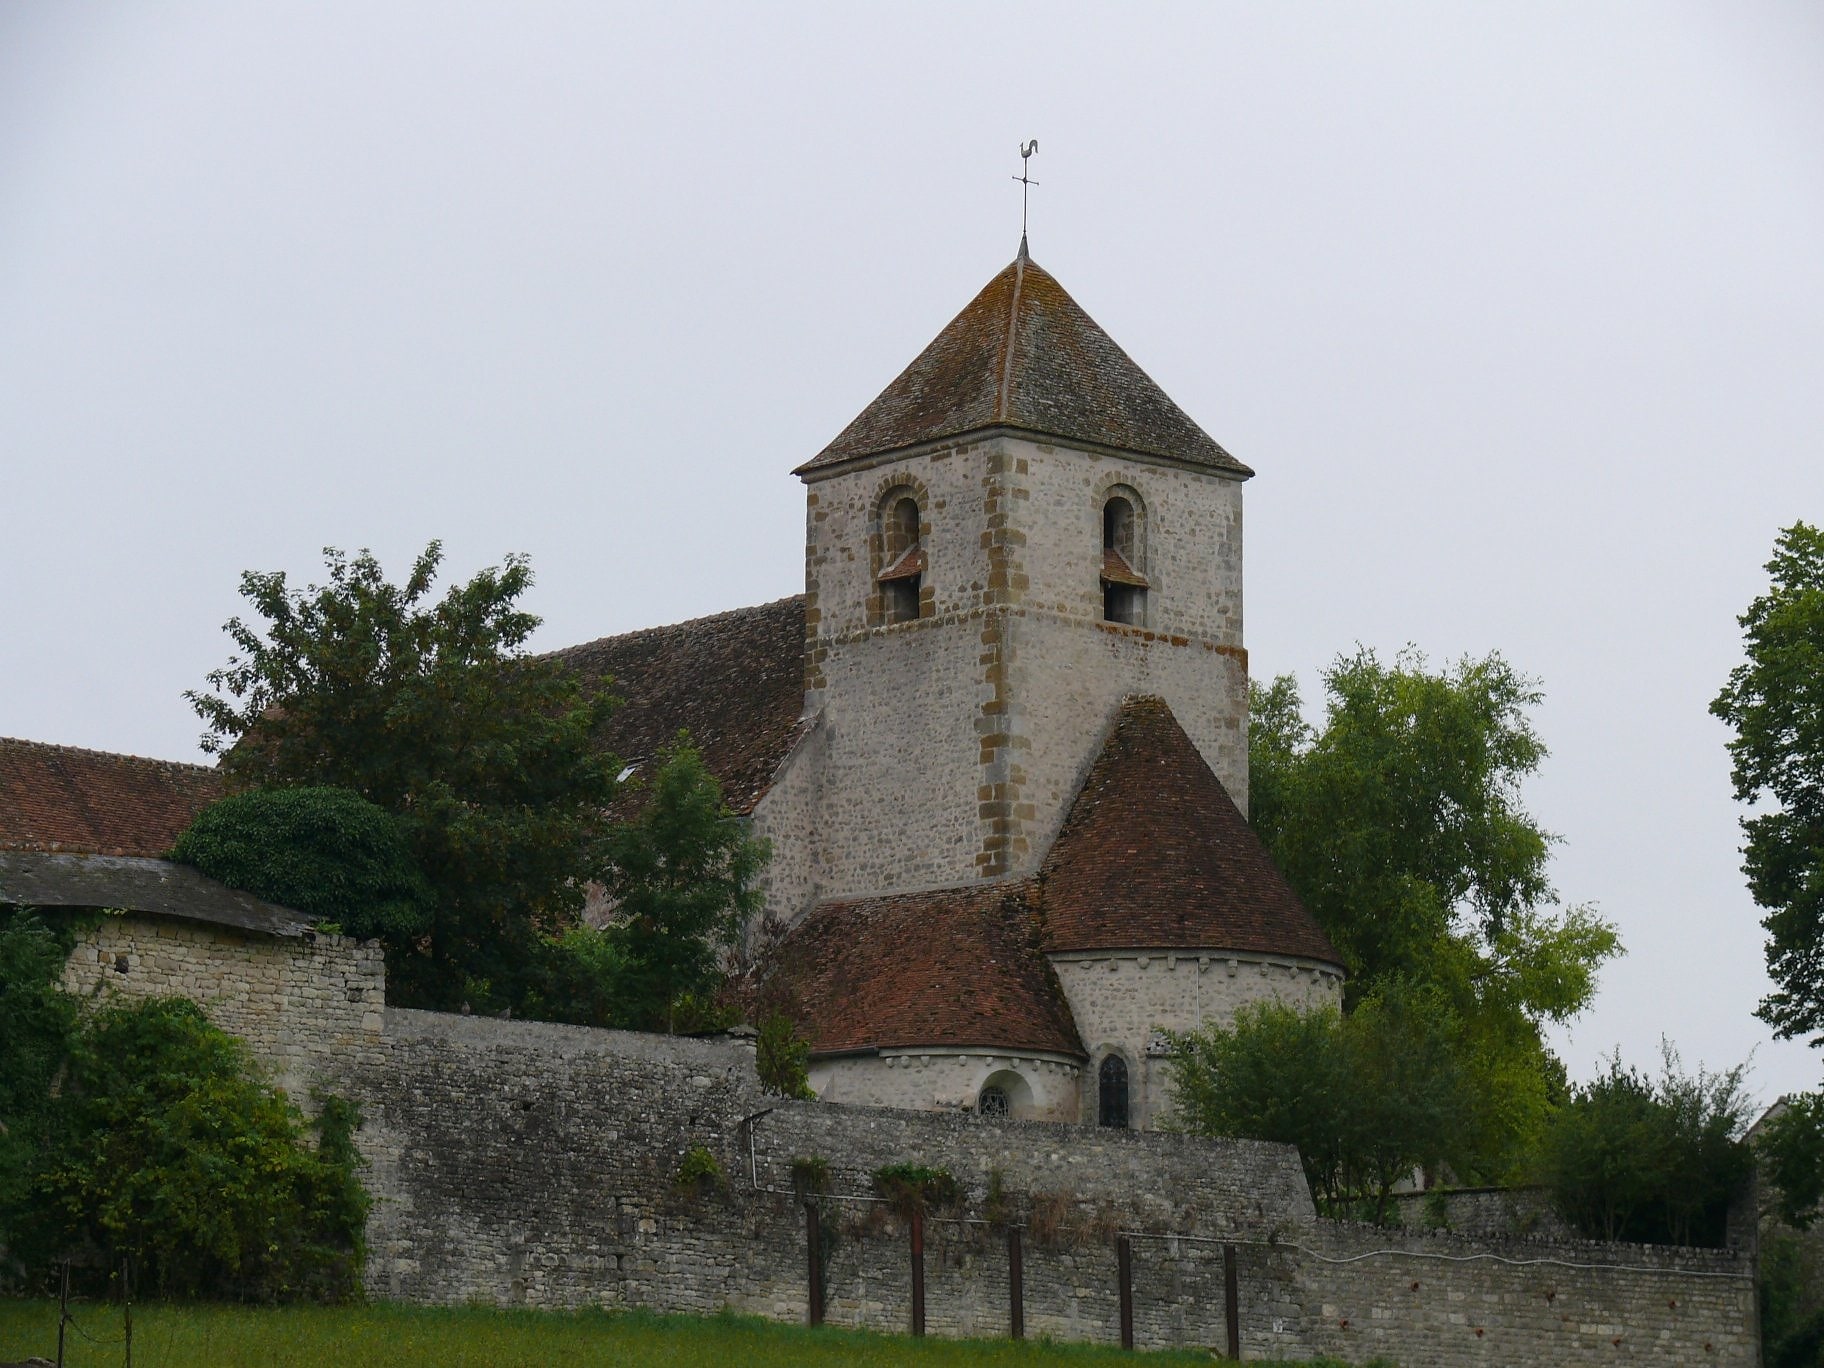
[0, 737, 222, 858]
[1041, 697, 1343, 967]
[764, 880, 1085, 1058]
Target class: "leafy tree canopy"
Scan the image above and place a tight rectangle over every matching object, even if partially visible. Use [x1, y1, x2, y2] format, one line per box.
[171, 786, 432, 941]
[0, 908, 79, 1258]
[1540, 1044, 1753, 1247]
[1168, 982, 1465, 1222]
[1249, 649, 1620, 1177]
[594, 734, 769, 1033]
[186, 542, 620, 1012]
[1756, 1090, 1824, 1231]
[1711, 521, 1824, 1046]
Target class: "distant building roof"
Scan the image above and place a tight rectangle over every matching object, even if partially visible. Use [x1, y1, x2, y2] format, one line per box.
[764, 880, 1085, 1059]
[1041, 696, 1344, 967]
[798, 248, 1249, 477]
[0, 737, 221, 858]
[0, 850, 313, 938]
[547, 597, 809, 816]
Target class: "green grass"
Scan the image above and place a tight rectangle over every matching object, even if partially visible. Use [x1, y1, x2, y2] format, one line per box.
[0, 1300, 1363, 1367]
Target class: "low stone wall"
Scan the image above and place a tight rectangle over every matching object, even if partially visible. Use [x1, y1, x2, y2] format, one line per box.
[61, 914, 384, 1101]
[1279, 1222, 1757, 1367]
[1389, 1184, 1571, 1240]
[322, 1006, 1759, 1364]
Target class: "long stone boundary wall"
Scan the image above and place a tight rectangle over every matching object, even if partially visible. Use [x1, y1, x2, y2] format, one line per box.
[318, 1006, 1759, 1365]
[52, 926, 1761, 1364]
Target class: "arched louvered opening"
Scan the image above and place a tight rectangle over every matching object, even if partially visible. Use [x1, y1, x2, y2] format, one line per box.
[878, 493, 924, 624]
[1100, 491, 1148, 626]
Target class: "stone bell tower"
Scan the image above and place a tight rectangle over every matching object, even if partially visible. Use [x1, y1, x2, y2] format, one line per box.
[793, 242, 1253, 907]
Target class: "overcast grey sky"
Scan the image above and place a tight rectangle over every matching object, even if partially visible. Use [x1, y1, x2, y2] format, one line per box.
[4, 3, 1821, 1103]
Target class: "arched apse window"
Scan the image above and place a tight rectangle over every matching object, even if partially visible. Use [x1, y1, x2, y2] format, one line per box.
[877, 491, 925, 624]
[1098, 1054, 1130, 1129]
[978, 1068, 1033, 1120]
[1100, 489, 1148, 626]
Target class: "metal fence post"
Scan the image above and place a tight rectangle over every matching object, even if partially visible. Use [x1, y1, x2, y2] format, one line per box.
[806, 1203, 824, 1326]
[1117, 1234, 1134, 1350]
[910, 1205, 926, 1337]
[1224, 1243, 1240, 1359]
[1008, 1226, 1024, 1340]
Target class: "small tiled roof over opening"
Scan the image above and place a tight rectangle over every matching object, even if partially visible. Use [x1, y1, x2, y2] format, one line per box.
[1041, 697, 1343, 967]
[799, 248, 1249, 476]
[546, 597, 808, 816]
[0, 737, 221, 858]
[764, 881, 1084, 1059]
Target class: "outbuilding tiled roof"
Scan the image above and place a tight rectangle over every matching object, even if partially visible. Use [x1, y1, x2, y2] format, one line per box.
[765, 880, 1085, 1059]
[798, 247, 1249, 476]
[0, 737, 221, 858]
[546, 597, 808, 816]
[1041, 697, 1343, 967]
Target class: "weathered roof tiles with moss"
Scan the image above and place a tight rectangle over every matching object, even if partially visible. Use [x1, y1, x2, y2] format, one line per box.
[798, 247, 1249, 477]
[545, 596, 808, 816]
[0, 736, 222, 858]
[1041, 696, 1344, 967]
[764, 880, 1085, 1059]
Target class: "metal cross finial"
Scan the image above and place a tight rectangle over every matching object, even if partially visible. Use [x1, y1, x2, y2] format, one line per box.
[1013, 140, 1039, 244]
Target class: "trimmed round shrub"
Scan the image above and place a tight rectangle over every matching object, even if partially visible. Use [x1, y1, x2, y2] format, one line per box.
[171, 786, 431, 940]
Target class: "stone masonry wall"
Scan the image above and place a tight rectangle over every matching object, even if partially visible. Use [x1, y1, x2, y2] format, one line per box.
[746, 716, 826, 933]
[325, 1006, 1758, 1364]
[1053, 951, 1343, 1130]
[62, 915, 385, 1103]
[798, 434, 1253, 901]
[808, 1047, 1084, 1122]
[1280, 1222, 1757, 1367]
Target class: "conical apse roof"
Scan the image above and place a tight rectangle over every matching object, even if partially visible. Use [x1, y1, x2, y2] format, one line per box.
[1041, 697, 1343, 966]
[797, 248, 1249, 476]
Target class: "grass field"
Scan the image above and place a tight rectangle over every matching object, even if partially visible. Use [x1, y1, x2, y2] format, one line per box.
[0, 1300, 1373, 1367]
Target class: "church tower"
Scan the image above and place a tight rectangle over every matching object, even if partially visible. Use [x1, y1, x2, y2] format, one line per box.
[794, 243, 1253, 905]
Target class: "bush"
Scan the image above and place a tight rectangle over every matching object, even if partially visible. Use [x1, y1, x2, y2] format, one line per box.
[872, 1164, 959, 1217]
[172, 786, 431, 941]
[30, 996, 368, 1299]
[674, 1146, 727, 1196]
[0, 907, 80, 1280]
[1540, 1045, 1752, 1246]
[755, 1014, 814, 1099]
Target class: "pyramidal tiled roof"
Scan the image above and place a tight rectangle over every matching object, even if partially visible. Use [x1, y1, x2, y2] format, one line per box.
[1041, 697, 1343, 967]
[798, 246, 1250, 476]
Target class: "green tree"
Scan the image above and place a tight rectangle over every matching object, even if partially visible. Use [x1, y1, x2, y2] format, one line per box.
[0, 908, 79, 1274]
[1167, 982, 1466, 1222]
[755, 1013, 816, 1100]
[1540, 1044, 1752, 1247]
[187, 542, 620, 1012]
[30, 996, 367, 1300]
[170, 786, 432, 941]
[1249, 650, 1619, 1179]
[1711, 522, 1824, 1046]
[595, 735, 769, 1033]
[1757, 1091, 1824, 1231]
